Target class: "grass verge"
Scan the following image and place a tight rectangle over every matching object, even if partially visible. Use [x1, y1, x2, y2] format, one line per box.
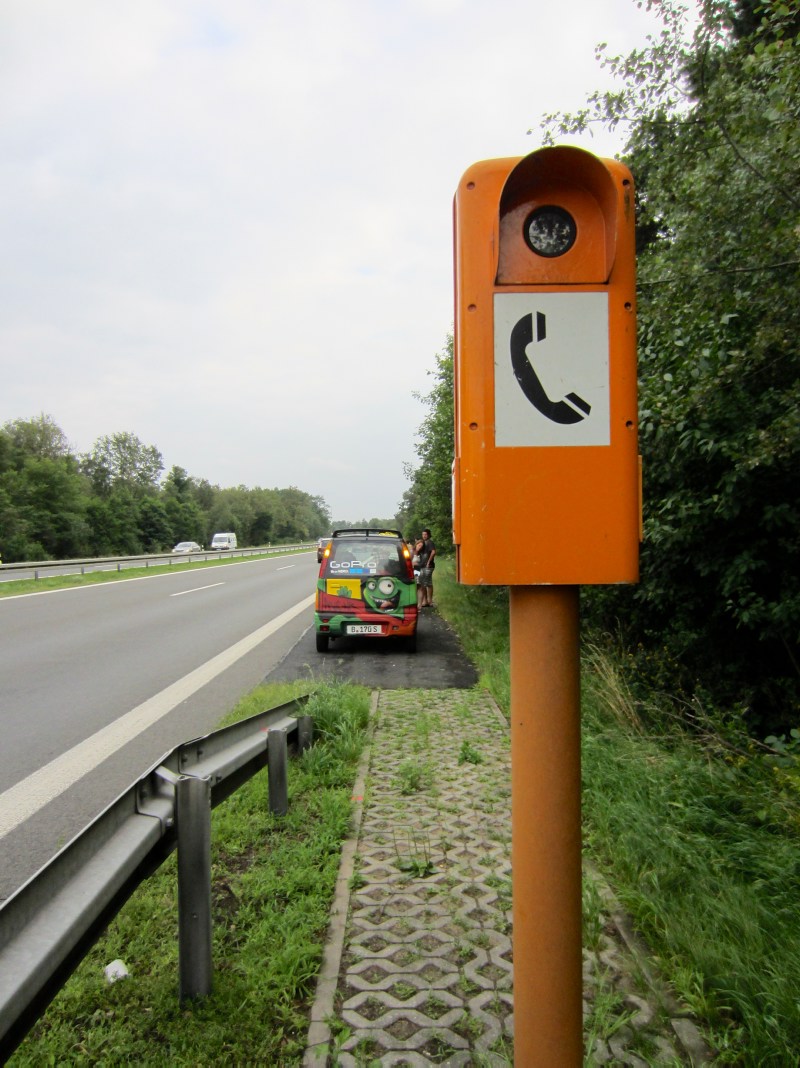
[581, 648, 800, 1063]
[9, 678, 370, 1066]
[434, 558, 510, 712]
[434, 559, 800, 1064]
[9, 559, 800, 1063]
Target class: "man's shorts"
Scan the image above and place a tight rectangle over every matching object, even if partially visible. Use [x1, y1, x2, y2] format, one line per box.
[417, 568, 433, 588]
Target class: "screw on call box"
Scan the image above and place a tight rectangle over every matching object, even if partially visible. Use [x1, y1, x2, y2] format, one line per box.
[452, 145, 641, 586]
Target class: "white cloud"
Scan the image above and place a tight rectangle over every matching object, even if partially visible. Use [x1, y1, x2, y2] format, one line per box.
[0, 0, 666, 518]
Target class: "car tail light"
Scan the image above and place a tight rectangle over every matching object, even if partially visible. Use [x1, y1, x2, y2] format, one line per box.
[403, 550, 415, 579]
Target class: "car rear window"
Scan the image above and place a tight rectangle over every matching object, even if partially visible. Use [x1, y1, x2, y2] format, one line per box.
[323, 538, 407, 579]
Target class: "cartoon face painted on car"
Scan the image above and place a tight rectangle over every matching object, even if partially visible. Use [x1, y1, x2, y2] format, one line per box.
[314, 530, 418, 651]
[362, 575, 402, 614]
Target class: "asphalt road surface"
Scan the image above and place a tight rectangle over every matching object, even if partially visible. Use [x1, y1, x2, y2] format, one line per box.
[0, 559, 476, 903]
[0, 555, 316, 901]
[267, 608, 478, 689]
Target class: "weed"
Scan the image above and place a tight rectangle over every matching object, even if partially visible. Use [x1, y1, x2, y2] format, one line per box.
[582, 874, 607, 953]
[455, 978, 480, 999]
[392, 827, 436, 877]
[583, 979, 636, 1055]
[458, 739, 483, 765]
[412, 708, 441, 748]
[481, 1033, 514, 1064]
[327, 1013, 350, 1039]
[389, 981, 417, 1001]
[424, 994, 451, 1019]
[395, 758, 434, 795]
[350, 1036, 382, 1066]
[453, 700, 478, 724]
[453, 939, 474, 963]
[423, 1030, 458, 1063]
[357, 996, 385, 1021]
[453, 1009, 484, 1041]
[325, 1016, 352, 1066]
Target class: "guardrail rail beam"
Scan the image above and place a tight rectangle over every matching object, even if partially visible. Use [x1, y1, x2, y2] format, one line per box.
[0, 695, 311, 1060]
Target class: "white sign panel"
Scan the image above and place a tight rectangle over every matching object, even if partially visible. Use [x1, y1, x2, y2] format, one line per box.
[494, 292, 610, 447]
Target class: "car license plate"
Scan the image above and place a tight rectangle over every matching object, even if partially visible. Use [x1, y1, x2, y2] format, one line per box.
[346, 624, 383, 635]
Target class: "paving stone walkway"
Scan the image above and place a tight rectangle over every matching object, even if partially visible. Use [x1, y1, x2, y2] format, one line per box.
[304, 690, 711, 1066]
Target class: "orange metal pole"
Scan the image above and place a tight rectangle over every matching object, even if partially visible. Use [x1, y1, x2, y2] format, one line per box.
[510, 584, 582, 1066]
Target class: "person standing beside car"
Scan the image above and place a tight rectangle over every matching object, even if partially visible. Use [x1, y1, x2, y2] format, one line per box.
[417, 529, 436, 608]
[412, 538, 424, 607]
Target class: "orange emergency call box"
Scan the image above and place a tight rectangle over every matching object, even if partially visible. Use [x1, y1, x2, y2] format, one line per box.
[453, 145, 641, 586]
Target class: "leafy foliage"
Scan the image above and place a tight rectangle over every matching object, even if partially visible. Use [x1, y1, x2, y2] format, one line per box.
[542, 0, 800, 732]
[0, 416, 332, 561]
[81, 431, 164, 496]
[399, 335, 454, 549]
[399, 2, 800, 731]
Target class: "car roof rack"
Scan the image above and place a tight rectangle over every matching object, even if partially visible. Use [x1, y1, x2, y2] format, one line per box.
[331, 528, 403, 539]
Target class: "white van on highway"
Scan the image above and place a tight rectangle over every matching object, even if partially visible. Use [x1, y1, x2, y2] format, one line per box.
[210, 532, 237, 551]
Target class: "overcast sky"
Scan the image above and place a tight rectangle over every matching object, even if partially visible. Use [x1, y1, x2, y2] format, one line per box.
[1, 0, 665, 521]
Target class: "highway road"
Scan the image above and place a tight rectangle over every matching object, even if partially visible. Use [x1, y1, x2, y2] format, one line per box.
[0, 545, 297, 584]
[0, 552, 319, 902]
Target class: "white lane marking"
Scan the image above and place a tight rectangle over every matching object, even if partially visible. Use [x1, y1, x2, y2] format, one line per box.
[0, 554, 316, 602]
[0, 594, 315, 840]
[276, 565, 295, 571]
[171, 582, 224, 597]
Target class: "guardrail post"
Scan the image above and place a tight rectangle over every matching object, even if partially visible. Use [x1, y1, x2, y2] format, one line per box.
[177, 774, 213, 1002]
[298, 715, 313, 753]
[268, 729, 288, 816]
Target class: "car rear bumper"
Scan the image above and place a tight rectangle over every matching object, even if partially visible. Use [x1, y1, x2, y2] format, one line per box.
[315, 611, 417, 639]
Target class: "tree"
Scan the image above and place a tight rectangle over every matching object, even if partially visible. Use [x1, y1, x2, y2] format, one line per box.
[271, 487, 330, 542]
[400, 336, 454, 549]
[162, 465, 193, 499]
[0, 417, 90, 560]
[162, 466, 208, 544]
[541, 0, 800, 730]
[138, 497, 173, 552]
[2, 414, 71, 461]
[81, 432, 164, 496]
[85, 492, 142, 556]
[0, 416, 334, 561]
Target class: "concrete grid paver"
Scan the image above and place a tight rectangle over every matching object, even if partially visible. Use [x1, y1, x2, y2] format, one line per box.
[305, 689, 711, 1066]
[306, 689, 512, 1066]
[336, 689, 513, 1066]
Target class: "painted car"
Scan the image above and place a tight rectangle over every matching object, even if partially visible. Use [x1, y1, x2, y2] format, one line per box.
[314, 528, 418, 653]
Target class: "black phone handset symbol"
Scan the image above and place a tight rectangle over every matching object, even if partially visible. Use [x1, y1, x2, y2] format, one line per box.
[510, 312, 591, 425]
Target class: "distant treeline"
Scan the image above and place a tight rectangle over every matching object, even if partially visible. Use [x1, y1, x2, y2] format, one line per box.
[0, 415, 332, 562]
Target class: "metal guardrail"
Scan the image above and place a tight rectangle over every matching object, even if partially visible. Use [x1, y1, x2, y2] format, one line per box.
[0, 696, 313, 1061]
[0, 544, 314, 578]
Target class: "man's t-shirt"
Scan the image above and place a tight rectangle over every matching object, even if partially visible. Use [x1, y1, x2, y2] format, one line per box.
[420, 539, 436, 570]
